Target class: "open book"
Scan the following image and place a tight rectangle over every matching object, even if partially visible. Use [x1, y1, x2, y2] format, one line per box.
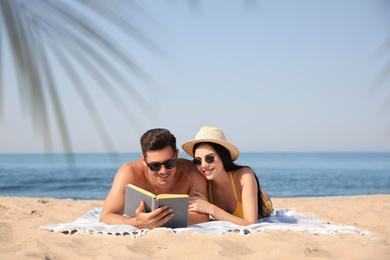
[124, 183, 189, 228]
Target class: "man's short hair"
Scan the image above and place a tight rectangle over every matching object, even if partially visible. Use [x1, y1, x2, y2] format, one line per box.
[140, 128, 177, 157]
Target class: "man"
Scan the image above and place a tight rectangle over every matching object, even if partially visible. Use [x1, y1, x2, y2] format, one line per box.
[99, 128, 209, 228]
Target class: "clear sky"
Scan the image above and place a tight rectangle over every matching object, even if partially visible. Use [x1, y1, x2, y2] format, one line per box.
[1, 0, 390, 153]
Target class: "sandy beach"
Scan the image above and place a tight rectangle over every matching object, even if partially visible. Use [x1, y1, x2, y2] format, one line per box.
[0, 195, 389, 259]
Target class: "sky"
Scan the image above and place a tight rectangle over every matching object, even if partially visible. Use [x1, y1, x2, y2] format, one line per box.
[1, 0, 390, 154]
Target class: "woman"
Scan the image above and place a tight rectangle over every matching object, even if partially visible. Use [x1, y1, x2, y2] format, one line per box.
[182, 126, 273, 225]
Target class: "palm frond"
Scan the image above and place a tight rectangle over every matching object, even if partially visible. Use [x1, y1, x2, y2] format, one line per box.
[0, 0, 164, 153]
[373, 1, 390, 132]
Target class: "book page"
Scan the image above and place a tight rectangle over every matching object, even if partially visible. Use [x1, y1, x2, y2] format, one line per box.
[126, 183, 156, 198]
[156, 194, 189, 199]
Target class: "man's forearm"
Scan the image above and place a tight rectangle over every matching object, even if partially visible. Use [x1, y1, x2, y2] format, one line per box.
[188, 212, 209, 225]
[100, 212, 132, 225]
[100, 208, 173, 229]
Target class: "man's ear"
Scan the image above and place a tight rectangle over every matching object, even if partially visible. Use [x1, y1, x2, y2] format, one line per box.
[141, 154, 147, 166]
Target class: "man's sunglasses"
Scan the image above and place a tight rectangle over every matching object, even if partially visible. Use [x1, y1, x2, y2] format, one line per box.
[192, 155, 215, 166]
[145, 157, 178, 172]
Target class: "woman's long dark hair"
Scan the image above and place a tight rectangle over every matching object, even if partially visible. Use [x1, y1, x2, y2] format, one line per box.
[193, 142, 267, 218]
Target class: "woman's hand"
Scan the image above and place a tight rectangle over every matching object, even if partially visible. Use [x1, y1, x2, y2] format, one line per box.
[188, 190, 213, 215]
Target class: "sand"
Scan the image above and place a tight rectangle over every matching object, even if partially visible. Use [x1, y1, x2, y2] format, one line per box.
[0, 195, 389, 259]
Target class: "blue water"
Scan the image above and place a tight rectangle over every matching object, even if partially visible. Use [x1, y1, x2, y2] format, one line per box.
[0, 152, 389, 199]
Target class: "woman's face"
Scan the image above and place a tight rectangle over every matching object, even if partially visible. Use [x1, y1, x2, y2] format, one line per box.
[193, 143, 224, 180]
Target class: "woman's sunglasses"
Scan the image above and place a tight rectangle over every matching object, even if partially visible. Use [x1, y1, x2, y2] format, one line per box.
[192, 155, 215, 166]
[145, 157, 178, 172]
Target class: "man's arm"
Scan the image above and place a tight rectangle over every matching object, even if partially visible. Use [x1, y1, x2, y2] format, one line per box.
[187, 169, 210, 225]
[99, 163, 172, 228]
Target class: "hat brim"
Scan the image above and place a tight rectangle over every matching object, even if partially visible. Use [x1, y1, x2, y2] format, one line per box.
[182, 139, 240, 161]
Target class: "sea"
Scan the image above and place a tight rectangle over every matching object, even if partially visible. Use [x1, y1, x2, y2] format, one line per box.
[0, 152, 389, 200]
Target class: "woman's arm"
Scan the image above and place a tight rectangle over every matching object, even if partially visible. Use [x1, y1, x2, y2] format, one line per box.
[187, 168, 210, 225]
[189, 169, 259, 225]
[239, 169, 259, 224]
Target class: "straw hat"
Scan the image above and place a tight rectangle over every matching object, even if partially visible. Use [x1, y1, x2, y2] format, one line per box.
[182, 126, 240, 161]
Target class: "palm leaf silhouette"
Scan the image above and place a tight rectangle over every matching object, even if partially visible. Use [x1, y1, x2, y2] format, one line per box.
[0, 0, 164, 153]
[373, 1, 390, 132]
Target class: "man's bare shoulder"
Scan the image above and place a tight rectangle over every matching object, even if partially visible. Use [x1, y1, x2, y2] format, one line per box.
[176, 158, 204, 180]
[177, 158, 196, 173]
[115, 159, 145, 183]
[175, 158, 207, 196]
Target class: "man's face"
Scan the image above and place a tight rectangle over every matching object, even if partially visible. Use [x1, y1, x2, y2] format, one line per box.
[142, 146, 178, 186]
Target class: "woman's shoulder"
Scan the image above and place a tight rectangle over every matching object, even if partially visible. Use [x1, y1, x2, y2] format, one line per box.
[232, 167, 256, 184]
[233, 166, 254, 177]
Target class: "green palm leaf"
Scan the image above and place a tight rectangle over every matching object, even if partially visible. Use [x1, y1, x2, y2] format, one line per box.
[0, 0, 163, 153]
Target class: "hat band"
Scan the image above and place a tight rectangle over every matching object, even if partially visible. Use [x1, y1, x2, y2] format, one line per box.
[196, 135, 227, 142]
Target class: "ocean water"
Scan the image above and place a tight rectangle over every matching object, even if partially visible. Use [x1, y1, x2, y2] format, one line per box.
[0, 152, 389, 199]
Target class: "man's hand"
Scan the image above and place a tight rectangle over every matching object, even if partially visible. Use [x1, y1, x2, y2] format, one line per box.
[131, 201, 173, 229]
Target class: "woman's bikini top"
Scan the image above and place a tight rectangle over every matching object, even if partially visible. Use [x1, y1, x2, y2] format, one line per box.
[208, 171, 274, 219]
[208, 171, 244, 218]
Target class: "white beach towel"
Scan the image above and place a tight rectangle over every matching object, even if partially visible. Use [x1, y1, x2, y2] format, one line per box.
[40, 208, 370, 238]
